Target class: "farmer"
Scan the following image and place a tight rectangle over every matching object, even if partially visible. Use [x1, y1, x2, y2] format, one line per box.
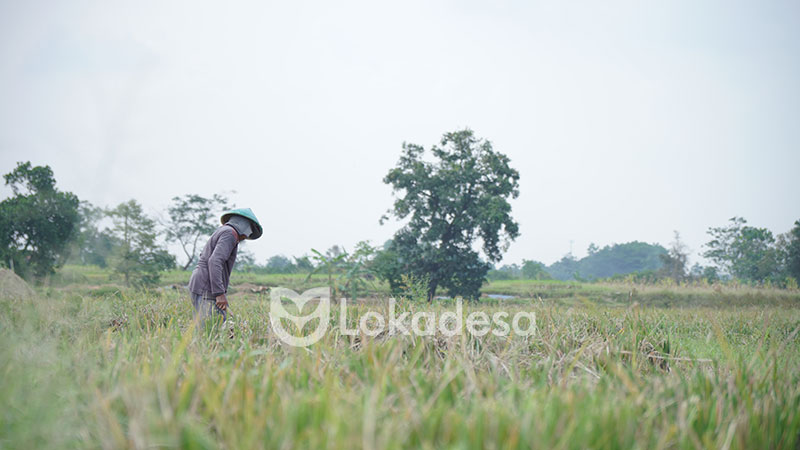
[188, 208, 262, 326]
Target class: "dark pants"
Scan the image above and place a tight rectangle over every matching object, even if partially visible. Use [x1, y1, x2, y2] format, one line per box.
[190, 292, 226, 327]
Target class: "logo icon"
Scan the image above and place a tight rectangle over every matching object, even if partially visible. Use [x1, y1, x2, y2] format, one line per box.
[269, 287, 331, 347]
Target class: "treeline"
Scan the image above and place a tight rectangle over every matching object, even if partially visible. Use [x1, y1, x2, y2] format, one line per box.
[0, 162, 379, 290]
[2, 160, 800, 292]
[490, 224, 800, 288]
[0, 162, 212, 286]
[490, 241, 668, 282]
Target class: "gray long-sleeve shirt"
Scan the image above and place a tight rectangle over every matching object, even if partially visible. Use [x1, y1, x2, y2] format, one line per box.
[188, 225, 239, 297]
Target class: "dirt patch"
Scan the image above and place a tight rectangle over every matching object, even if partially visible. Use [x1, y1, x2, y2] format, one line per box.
[228, 283, 275, 298]
[0, 268, 35, 300]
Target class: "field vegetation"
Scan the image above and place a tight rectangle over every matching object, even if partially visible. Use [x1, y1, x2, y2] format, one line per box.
[3, 150, 800, 449]
[2, 269, 799, 448]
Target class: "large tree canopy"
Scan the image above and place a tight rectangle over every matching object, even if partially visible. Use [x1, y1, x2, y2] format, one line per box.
[703, 217, 782, 283]
[0, 162, 80, 278]
[377, 129, 520, 300]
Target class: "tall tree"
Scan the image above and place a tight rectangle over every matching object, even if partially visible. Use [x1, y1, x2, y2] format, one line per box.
[784, 220, 800, 281]
[164, 193, 230, 270]
[379, 129, 520, 300]
[108, 200, 175, 287]
[703, 217, 746, 276]
[659, 231, 688, 283]
[0, 162, 80, 278]
[703, 217, 780, 283]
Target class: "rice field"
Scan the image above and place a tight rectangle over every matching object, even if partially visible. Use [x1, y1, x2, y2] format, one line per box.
[2, 278, 800, 449]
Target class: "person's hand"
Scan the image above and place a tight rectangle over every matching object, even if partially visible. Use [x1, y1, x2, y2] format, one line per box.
[215, 294, 228, 311]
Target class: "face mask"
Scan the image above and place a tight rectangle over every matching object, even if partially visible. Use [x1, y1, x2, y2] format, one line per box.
[226, 215, 252, 239]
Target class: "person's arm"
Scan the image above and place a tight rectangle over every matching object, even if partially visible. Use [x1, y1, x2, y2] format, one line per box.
[208, 229, 237, 309]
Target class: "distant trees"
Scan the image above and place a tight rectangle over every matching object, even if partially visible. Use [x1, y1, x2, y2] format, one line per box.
[536, 219, 798, 286]
[265, 255, 296, 273]
[0, 162, 80, 278]
[787, 220, 800, 281]
[377, 129, 520, 301]
[0, 161, 181, 285]
[659, 231, 688, 283]
[233, 248, 258, 272]
[521, 260, 552, 280]
[547, 242, 667, 281]
[107, 200, 175, 287]
[165, 193, 230, 270]
[67, 199, 178, 286]
[68, 201, 120, 268]
[227, 251, 318, 274]
[702, 217, 782, 283]
[486, 260, 554, 281]
[547, 254, 581, 281]
[486, 263, 520, 280]
[5, 157, 798, 293]
[294, 255, 314, 272]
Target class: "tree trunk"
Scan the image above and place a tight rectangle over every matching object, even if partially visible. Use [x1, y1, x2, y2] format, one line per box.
[427, 280, 438, 303]
[328, 269, 336, 302]
[182, 256, 194, 271]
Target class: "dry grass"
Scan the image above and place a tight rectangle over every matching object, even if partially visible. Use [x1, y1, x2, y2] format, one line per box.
[1, 286, 799, 449]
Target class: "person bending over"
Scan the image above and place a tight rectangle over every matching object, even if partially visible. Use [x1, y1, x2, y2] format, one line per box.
[188, 208, 262, 326]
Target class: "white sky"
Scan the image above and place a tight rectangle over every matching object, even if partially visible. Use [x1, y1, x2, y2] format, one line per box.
[1, 0, 798, 267]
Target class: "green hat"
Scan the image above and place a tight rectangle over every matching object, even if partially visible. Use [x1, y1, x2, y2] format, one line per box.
[220, 208, 263, 240]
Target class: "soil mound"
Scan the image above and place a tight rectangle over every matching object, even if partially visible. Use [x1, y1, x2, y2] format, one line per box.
[0, 268, 35, 300]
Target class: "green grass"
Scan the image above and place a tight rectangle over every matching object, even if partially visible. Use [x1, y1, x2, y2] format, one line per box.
[50, 265, 800, 308]
[2, 277, 800, 448]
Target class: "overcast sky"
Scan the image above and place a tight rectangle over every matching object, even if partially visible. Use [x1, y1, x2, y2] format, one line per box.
[1, 0, 798, 267]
